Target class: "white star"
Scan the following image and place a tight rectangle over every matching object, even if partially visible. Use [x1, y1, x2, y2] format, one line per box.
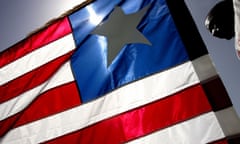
[92, 5, 151, 66]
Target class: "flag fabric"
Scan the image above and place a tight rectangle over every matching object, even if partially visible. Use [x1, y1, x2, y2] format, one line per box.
[1, 0, 240, 143]
[234, 0, 240, 59]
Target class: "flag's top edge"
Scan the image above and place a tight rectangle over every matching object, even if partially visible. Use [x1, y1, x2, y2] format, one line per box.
[0, 0, 93, 53]
[27, 0, 94, 37]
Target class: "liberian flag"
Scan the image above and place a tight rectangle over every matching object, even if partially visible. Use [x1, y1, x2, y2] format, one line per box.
[1, 0, 240, 143]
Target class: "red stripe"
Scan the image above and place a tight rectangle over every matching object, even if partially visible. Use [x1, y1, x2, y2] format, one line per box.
[202, 76, 232, 111]
[0, 51, 73, 104]
[0, 82, 81, 137]
[208, 139, 228, 144]
[0, 113, 21, 137]
[0, 17, 72, 68]
[44, 84, 212, 144]
[228, 134, 240, 143]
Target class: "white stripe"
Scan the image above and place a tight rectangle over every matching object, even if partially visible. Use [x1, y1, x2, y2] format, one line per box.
[0, 34, 75, 86]
[126, 112, 225, 144]
[192, 55, 217, 81]
[0, 61, 200, 144]
[0, 61, 75, 121]
[215, 107, 240, 136]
